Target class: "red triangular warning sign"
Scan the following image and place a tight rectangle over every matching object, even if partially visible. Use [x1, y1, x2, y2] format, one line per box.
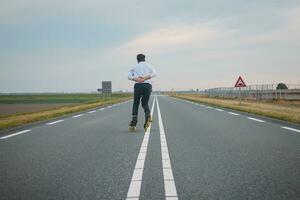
[234, 76, 246, 87]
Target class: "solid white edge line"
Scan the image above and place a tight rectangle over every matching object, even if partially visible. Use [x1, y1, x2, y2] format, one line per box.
[46, 120, 64, 125]
[0, 129, 31, 139]
[156, 96, 178, 199]
[126, 98, 156, 199]
[247, 117, 265, 123]
[281, 126, 300, 133]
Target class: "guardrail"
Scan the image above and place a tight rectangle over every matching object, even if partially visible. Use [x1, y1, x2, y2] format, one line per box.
[204, 84, 300, 100]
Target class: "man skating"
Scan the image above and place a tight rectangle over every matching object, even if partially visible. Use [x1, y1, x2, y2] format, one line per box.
[128, 54, 156, 131]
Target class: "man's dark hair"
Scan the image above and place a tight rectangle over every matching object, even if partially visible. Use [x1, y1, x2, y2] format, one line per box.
[137, 54, 145, 62]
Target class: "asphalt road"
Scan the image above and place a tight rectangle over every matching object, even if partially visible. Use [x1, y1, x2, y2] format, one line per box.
[0, 95, 299, 200]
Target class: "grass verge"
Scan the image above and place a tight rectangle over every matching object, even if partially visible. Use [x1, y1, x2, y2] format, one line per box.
[170, 93, 300, 124]
[0, 95, 131, 131]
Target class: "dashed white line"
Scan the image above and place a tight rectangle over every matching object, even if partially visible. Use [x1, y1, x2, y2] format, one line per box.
[206, 106, 213, 109]
[46, 120, 64, 125]
[0, 129, 31, 139]
[281, 126, 300, 134]
[88, 110, 96, 114]
[247, 117, 265, 123]
[72, 114, 84, 118]
[126, 98, 156, 200]
[156, 96, 178, 200]
[214, 108, 224, 112]
[228, 112, 240, 116]
[98, 108, 105, 111]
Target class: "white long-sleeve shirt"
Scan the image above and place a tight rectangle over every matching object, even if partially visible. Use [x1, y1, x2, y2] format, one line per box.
[128, 61, 156, 84]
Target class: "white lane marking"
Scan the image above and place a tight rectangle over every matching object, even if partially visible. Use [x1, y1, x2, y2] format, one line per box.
[135, 159, 145, 169]
[166, 197, 178, 200]
[214, 108, 224, 112]
[127, 181, 142, 199]
[0, 130, 31, 140]
[107, 106, 112, 108]
[247, 117, 265, 123]
[126, 98, 156, 200]
[163, 160, 171, 168]
[228, 112, 240, 116]
[137, 152, 146, 160]
[206, 106, 213, 109]
[156, 96, 178, 199]
[98, 108, 105, 111]
[163, 168, 175, 180]
[281, 126, 300, 134]
[164, 180, 178, 198]
[131, 169, 143, 181]
[88, 110, 96, 114]
[72, 114, 84, 118]
[46, 120, 64, 125]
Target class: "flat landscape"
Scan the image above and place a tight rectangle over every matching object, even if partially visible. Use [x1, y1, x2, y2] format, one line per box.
[0, 94, 106, 116]
[171, 93, 300, 124]
[0, 104, 74, 115]
[0, 95, 299, 200]
[0, 93, 131, 131]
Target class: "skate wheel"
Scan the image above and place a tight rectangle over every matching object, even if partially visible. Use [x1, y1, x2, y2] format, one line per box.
[129, 126, 136, 132]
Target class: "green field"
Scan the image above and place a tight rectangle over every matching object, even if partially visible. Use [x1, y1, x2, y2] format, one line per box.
[0, 93, 132, 131]
[0, 93, 129, 104]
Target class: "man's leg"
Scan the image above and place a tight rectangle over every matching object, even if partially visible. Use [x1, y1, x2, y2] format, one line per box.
[141, 84, 152, 119]
[131, 84, 142, 126]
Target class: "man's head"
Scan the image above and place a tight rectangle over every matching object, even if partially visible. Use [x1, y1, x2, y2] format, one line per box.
[137, 54, 145, 63]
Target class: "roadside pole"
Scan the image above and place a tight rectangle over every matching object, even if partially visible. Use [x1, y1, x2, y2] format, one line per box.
[235, 76, 246, 105]
[239, 87, 241, 105]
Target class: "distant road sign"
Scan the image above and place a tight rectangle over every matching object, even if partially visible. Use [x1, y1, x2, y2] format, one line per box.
[102, 81, 112, 94]
[235, 76, 246, 87]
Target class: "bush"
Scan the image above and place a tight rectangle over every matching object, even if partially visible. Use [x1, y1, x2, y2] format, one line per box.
[276, 83, 288, 90]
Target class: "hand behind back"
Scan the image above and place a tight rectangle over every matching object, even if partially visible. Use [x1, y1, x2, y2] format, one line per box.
[136, 76, 146, 83]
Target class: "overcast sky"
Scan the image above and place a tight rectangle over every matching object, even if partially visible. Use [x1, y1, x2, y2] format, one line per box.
[1, 0, 300, 92]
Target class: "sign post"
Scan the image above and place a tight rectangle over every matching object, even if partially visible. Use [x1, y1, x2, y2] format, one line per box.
[239, 87, 241, 105]
[101, 81, 112, 101]
[234, 76, 246, 105]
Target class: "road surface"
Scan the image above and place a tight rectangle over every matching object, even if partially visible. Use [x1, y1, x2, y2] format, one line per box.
[0, 95, 299, 200]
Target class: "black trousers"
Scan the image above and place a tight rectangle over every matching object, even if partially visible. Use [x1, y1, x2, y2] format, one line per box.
[132, 83, 152, 122]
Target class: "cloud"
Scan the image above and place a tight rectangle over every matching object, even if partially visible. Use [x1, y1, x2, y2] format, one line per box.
[108, 21, 235, 57]
[1, 1, 299, 92]
[247, 5, 300, 44]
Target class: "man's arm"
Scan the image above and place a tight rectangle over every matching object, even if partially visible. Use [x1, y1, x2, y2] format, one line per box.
[133, 77, 145, 83]
[128, 69, 135, 81]
[128, 69, 145, 83]
[139, 67, 156, 81]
